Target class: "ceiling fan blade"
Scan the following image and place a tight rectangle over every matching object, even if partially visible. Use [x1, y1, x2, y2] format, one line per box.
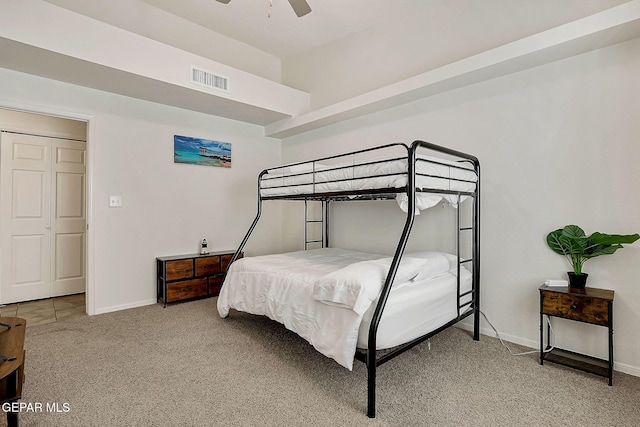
[288, 0, 311, 17]
[215, 0, 232, 4]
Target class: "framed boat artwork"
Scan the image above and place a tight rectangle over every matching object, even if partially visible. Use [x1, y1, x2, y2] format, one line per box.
[174, 135, 231, 168]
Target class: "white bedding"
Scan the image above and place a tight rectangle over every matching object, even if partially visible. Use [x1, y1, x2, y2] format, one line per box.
[217, 248, 470, 370]
[260, 155, 477, 212]
[358, 268, 472, 349]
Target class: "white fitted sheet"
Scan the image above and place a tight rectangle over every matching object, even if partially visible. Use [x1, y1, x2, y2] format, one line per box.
[260, 155, 477, 211]
[357, 268, 472, 349]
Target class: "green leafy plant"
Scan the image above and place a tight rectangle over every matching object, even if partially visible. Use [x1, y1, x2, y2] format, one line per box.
[546, 225, 639, 274]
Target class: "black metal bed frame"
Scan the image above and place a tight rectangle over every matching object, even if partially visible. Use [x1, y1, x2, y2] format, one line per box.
[226, 140, 481, 418]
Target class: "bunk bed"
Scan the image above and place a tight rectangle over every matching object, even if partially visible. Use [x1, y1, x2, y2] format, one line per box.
[217, 140, 480, 418]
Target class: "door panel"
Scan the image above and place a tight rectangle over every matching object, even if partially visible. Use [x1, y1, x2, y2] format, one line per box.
[12, 169, 46, 219]
[51, 139, 86, 297]
[56, 145, 85, 165]
[12, 234, 47, 286]
[13, 142, 47, 162]
[55, 233, 84, 280]
[56, 172, 84, 218]
[1, 133, 51, 302]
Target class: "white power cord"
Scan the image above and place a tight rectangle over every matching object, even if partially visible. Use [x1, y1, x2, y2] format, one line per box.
[480, 310, 555, 356]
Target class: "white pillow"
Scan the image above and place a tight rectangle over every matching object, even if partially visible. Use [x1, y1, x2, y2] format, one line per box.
[312, 256, 428, 315]
[404, 251, 457, 279]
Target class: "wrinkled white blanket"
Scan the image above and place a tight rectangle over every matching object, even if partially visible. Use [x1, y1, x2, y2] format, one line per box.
[217, 248, 455, 370]
[312, 255, 450, 315]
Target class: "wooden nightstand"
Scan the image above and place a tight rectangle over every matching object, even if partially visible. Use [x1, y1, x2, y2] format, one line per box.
[539, 284, 614, 385]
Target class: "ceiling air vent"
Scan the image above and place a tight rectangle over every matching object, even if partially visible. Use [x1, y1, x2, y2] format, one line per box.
[190, 66, 229, 92]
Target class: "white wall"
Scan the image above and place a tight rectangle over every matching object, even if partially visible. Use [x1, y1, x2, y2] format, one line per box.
[280, 37, 640, 375]
[0, 67, 282, 314]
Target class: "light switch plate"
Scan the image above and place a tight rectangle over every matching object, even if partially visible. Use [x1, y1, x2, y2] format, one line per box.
[109, 195, 122, 207]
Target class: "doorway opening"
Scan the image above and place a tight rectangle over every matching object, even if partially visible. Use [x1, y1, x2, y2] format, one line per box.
[0, 108, 89, 316]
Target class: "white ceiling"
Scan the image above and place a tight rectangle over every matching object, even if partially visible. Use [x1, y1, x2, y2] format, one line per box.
[45, 0, 437, 59]
[143, 0, 435, 58]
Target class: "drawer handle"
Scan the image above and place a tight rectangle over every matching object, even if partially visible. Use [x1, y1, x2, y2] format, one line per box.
[570, 303, 578, 310]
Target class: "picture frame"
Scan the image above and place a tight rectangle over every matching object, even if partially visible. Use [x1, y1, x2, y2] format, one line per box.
[174, 135, 231, 168]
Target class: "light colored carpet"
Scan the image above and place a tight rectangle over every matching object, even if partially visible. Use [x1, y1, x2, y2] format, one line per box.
[13, 298, 640, 426]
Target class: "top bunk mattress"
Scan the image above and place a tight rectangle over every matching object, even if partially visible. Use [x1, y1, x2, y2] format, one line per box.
[260, 151, 477, 211]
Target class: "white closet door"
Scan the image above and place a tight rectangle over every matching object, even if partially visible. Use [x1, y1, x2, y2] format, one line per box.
[51, 139, 86, 297]
[0, 132, 52, 302]
[0, 132, 86, 303]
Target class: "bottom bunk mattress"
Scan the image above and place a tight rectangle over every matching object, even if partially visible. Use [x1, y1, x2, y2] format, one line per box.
[217, 248, 472, 370]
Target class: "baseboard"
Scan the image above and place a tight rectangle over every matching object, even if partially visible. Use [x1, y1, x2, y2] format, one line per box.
[93, 298, 156, 315]
[455, 320, 640, 377]
[614, 362, 640, 377]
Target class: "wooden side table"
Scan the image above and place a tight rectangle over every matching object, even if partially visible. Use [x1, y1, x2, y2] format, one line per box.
[157, 250, 242, 307]
[0, 318, 26, 427]
[539, 284, 614, 385]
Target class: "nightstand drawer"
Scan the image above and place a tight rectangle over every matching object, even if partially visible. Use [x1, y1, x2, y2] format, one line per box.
[165, 259, 193, 281]
[208, 275, 224, 295]
[221, 253, 242, 272]
[542, 292, 609, 326]
[195, 256, 221, 276]
[166, 278, 207, 302]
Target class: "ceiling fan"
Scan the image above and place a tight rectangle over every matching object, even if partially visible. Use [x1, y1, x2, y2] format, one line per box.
[215, 0, 312, 17]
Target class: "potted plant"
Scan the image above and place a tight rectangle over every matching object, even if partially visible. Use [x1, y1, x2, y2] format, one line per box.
[546, 225, 639, 289]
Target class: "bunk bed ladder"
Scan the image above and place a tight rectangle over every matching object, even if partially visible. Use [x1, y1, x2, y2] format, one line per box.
[454, 182, 481, 344]
[304, 200, 329, 249]
[456, 193, 476, 318]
